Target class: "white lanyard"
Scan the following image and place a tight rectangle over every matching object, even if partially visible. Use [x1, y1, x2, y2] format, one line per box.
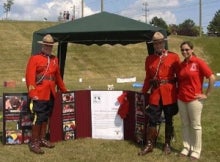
[36, 56, 50, 84]
[147, 51, 167, 94]
[153, 51, 167, 79]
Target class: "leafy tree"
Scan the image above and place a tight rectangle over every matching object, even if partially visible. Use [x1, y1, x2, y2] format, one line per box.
[149, 16, 169, 31]
[3, 0, 14, 20]
[207, 10, 220, 34]
[177, 19, 199, 36]
[168, 24, 178, 35]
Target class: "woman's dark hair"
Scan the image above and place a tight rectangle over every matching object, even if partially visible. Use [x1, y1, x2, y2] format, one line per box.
[180, 41, 196, 56]
[180, 41, 194, 49]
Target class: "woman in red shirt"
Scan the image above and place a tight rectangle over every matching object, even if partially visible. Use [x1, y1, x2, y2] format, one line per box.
[177, 41, 215, 160]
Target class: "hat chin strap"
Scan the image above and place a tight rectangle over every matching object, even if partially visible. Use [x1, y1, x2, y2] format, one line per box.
[42, 47, 52, 56]
[155, 51, 162, 55]
[155, 49, 167, 56]
[41, 51, 51, 57]
[155, 50, 163, 55]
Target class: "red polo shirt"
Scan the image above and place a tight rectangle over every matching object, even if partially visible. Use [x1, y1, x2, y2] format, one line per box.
[177, 55, 213, 102]
[142, 51, 180, 106]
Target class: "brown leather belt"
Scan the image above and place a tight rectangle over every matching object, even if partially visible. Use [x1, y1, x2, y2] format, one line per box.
[43, 75, 55, 81]
[36, 75, 55, 81]
[150, 79, 176, 88]
[159, 79, 175, 85]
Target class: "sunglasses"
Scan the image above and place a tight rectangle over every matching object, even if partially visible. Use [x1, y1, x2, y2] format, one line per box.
[181, 49, 191, 52]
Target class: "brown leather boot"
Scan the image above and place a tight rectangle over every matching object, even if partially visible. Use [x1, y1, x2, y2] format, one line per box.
[138, 140, 154, 155]
[138, 127, 157, 156]
[40, 122, 55, 148]
[29, 125, 45, 154]
[163, 125, 173, 154]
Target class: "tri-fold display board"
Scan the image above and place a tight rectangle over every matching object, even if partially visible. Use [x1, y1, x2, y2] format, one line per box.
[2, 90, 148, 145]
[2, 93, 31, 144]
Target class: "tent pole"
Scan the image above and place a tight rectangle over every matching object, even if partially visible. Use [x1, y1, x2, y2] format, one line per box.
[58, 42, 68, 79]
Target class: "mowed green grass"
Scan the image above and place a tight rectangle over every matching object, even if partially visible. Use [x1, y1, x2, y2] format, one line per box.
[0, 21, 220, 162]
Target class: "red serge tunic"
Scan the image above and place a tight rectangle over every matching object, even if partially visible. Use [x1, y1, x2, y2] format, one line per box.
[142, 51, 180, 106]
[177, 55, 213, 102]
[25, 53, 67, 100]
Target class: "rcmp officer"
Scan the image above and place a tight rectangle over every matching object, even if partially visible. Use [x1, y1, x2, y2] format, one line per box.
[25, 34, 67, 154]
[138, 32, 180, 155]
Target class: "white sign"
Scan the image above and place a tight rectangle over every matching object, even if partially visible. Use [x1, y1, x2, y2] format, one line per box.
[91, 91, 124, 140]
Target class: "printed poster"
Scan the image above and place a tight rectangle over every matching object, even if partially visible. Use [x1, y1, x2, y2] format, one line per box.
[135, 92, 146, 145]
[61, 92, 76, 141]
[91, 91, 124, 140]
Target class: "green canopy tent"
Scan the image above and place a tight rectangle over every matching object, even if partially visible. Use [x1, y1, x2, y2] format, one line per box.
[32, 11, 167, 77]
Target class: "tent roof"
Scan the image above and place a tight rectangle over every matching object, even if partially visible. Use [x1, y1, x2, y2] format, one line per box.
[32, 11, 167, 78]
[33, 11, 166, 46]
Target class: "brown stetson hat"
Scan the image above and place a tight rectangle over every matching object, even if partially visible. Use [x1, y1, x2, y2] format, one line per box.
[147, 31, 167, 44]
[37, 34, 58, 46]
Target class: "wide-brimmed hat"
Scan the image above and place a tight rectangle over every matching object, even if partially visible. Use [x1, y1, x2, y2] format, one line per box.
[37, 34, 58, 46]
[147, 32, 167, 44]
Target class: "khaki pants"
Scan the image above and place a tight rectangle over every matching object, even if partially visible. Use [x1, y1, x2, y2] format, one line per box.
[178, 99, 203, 159]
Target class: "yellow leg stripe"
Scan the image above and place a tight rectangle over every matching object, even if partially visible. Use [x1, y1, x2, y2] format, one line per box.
[32, 113, 37, 125]
[29, 100, 37, 125]
[29, 100, 33, 113]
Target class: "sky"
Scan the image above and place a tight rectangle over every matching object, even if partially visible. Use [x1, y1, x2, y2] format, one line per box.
[0, 0, 219, 33]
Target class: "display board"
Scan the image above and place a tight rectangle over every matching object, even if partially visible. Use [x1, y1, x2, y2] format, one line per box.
[50, 90, 149, 143]
[2, 93, 32, 144]
[122, 91, 148, 145]
[134, 92, 147, 145]
[2, 91, 148, 145]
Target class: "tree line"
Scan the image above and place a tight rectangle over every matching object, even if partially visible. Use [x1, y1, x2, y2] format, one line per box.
[150, 9, 220, 36]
